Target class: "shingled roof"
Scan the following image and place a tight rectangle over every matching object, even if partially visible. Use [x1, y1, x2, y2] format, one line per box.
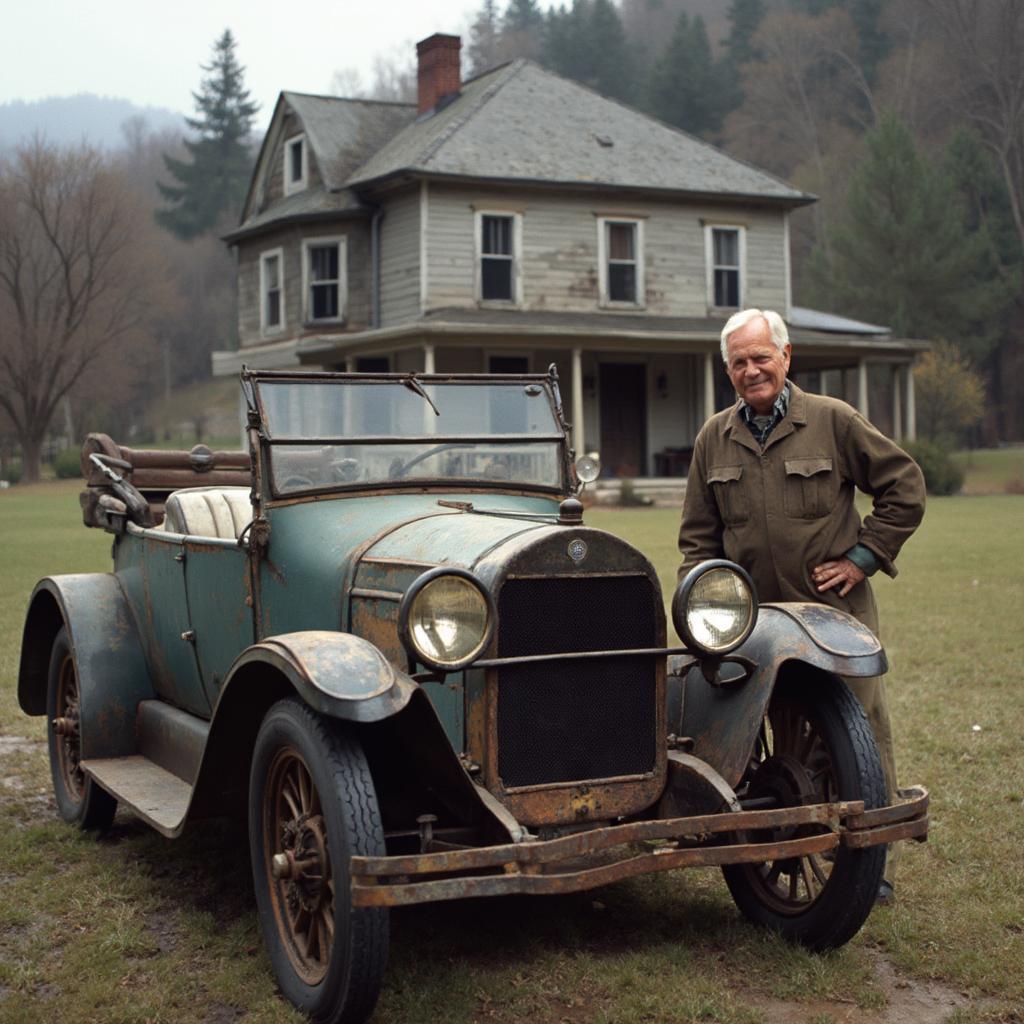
[345, 61, 811, 204]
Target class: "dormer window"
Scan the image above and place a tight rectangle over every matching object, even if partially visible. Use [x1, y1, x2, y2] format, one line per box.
[284, 134, 307, 195]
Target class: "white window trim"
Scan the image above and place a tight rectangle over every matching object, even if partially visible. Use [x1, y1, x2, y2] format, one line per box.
[301, 236, 347, 325]
[474, 210, 523, 306]
[704, 223, 746, 311]
[284, 133, 307, 196]
[259, 247, 285, 337]
[598, 217, 645, 308]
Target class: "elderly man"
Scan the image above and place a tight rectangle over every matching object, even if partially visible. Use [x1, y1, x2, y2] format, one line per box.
[678, 308, 926, 903]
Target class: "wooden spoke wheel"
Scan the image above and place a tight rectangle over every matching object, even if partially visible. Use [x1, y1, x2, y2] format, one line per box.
[46, 627, 117, 830]
[249, 699, 388, 1024]
[723, 673, 886, 950]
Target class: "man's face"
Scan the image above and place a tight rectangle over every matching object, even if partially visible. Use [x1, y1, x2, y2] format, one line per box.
[725, 318, 791, 415]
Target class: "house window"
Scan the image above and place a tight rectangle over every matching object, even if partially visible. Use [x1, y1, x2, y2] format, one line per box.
[284, 134, 307, 195]
[599, 218, 644, 306]
[706, 225, 744, 309]
[259, 249, 284, 334]
[302, 237, 346, 323]
[476, 212, 521, 303]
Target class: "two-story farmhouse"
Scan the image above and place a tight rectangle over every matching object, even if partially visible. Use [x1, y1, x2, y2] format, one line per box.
[218, 34, 925, 478]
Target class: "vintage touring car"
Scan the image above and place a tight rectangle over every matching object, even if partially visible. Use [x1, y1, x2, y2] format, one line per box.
[19, 368, 928, 1023]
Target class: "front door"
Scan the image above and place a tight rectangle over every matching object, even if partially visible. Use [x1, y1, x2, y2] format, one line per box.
[599, 363, 646, 477]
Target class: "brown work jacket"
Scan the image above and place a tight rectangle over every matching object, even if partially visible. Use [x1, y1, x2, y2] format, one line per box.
[678, 383, 926, 630]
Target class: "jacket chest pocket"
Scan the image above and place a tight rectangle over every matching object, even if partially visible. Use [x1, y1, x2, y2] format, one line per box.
[783, 456, 834, 519]
[708, 465, 748, 526]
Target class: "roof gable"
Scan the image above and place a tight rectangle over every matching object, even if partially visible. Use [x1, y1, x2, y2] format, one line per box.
[347, 61, 810, 204]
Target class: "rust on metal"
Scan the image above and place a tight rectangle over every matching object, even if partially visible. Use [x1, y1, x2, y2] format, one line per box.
[845, 786, 928, 829]
[349, 789, 929, 908]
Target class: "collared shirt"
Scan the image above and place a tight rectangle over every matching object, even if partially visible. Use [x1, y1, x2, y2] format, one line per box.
[739, 382, 790, 448]
[738, 380, 879, 576]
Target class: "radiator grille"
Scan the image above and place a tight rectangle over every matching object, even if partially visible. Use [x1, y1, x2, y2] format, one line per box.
[496, 575, 658, 788]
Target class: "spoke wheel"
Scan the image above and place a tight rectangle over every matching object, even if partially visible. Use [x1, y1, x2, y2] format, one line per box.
[723, 672, 885, 950]
[265, 747, 334, 985]
[250, 699, 388, 1024]
[46, 627, 117, 830]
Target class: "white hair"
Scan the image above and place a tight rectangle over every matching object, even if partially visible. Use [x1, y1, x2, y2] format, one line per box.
[720, 309, 789, 363]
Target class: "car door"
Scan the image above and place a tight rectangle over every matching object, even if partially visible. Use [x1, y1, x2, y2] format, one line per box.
[181, 539, 255, 710]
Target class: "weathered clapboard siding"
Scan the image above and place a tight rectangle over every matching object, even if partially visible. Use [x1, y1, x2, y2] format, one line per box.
[379, 188, 421, 326]
[424, 185, 788, 316]
[235, 221, 371, 348]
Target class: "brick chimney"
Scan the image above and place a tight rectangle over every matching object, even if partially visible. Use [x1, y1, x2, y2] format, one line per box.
[416, 34, 461, 115]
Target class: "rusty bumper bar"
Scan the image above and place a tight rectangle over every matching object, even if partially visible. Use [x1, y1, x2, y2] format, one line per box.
[351, 786, 928, 907]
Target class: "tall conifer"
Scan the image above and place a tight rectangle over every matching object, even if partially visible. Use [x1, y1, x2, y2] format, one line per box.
[157, 30, 258, 239]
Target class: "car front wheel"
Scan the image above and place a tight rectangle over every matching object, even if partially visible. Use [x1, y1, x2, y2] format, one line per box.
[722, 673, 886, 951]
[46, 626, 117, 830]
[249, 698, 389, 1024]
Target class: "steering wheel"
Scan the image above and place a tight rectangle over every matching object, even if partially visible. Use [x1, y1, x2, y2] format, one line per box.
[388, 443, 471, 478]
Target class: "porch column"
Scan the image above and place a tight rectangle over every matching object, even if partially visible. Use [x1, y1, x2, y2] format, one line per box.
[892, 366, 903, 440]
[572, 347, 585, 455]
[344, 356, 355, 372]
[423, 343, 435, 374]
[818, 370, 828, 397]
[905, 362, 917, 441]
[703, 352, 716, 422]
[857, 359, 869, 420]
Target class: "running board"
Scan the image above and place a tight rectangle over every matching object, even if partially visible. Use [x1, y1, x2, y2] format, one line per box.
[83, 756, 192, 837]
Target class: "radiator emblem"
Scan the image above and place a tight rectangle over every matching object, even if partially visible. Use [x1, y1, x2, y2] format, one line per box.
[567, 538, 588, 564]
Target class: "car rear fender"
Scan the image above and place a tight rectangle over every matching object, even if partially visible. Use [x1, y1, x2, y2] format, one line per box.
[668, 602, 887, 790]
[18, 575, 154, 759]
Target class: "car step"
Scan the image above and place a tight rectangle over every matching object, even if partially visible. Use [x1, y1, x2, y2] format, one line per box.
[82, 756, 193, 837]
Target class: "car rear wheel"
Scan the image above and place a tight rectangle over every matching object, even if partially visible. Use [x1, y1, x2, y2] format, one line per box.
[46, 626, 117, 830]
[722, 673, 886, 951]
[249, 698, 389, 1024]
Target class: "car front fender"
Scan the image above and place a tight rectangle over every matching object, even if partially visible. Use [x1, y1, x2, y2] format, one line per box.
[668, 602, 887, 789]
[224, 630, 417, 723]
[18, 575, 154, 759]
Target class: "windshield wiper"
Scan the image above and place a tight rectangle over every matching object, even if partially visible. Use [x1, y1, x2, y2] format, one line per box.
[437, 500, 560, 522]
[402, 374, 440, 417]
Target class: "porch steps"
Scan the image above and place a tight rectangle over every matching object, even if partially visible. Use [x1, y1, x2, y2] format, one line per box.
[83, 756, 191, 837]
[590, 477, 688, 509]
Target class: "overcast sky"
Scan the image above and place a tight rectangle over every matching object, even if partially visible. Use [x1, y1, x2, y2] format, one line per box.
[4, 0, 498, 129]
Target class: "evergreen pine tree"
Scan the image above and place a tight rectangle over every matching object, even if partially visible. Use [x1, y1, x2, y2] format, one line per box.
[467, 0, 501, 75]
[157, 29, 258, 240]
[647, 13, 726, 137]
[543, 0, 635, 104]
[821, 114, 1009, 352]
[504, 0, 544, 34]
[724, 0, 765, 68]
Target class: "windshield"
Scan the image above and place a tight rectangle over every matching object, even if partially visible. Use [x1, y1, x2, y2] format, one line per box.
[253, 377, 566, 495]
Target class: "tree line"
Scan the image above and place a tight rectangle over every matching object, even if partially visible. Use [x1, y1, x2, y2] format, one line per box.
[2, 5, 1021, 482]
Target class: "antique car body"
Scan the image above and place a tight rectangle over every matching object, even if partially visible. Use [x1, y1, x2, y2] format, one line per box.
[19, 368, 928, 1024]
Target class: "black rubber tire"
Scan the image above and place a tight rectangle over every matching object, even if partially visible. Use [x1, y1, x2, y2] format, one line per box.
[46, 627, 117, 830]
[722, 674, 886, 951]
[249, 698, 389, 1024]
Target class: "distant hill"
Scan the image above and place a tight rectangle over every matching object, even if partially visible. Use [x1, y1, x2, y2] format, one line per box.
[0, 94, 185, 152]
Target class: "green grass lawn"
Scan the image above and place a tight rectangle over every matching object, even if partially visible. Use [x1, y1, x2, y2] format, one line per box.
[1, 482, 1022, 1023]
[952, 447, 1024, 494]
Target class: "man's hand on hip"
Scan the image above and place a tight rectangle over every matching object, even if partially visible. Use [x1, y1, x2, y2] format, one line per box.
[811, 557, 866, 598]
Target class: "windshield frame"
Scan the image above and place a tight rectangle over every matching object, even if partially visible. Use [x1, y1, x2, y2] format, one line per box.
[243, 368, 574, 502]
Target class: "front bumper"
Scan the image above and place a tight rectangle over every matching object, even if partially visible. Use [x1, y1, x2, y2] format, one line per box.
[350, 786, 929, 907]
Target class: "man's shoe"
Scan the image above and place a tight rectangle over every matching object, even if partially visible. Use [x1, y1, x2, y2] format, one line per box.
[876, 879, 895, 906]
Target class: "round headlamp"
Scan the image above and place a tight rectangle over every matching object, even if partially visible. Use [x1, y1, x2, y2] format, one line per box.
[672, 560, 757, 656]
[398, 568, 495, 672]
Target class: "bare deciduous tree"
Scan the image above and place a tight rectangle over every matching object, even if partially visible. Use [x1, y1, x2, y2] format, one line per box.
[0, 140, 172, 481]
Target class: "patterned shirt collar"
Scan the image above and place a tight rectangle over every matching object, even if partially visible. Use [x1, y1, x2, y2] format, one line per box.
[740, 381, 791, 446]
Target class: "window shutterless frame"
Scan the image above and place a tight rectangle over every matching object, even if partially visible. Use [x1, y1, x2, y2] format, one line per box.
[475, 210, 522, 305]
[301, 237, 347, 324]
[704, 224, 746, 310]
[598, 217, 644, 307]
[259, 248, 285, 336]
[283, 133, 307, 195]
